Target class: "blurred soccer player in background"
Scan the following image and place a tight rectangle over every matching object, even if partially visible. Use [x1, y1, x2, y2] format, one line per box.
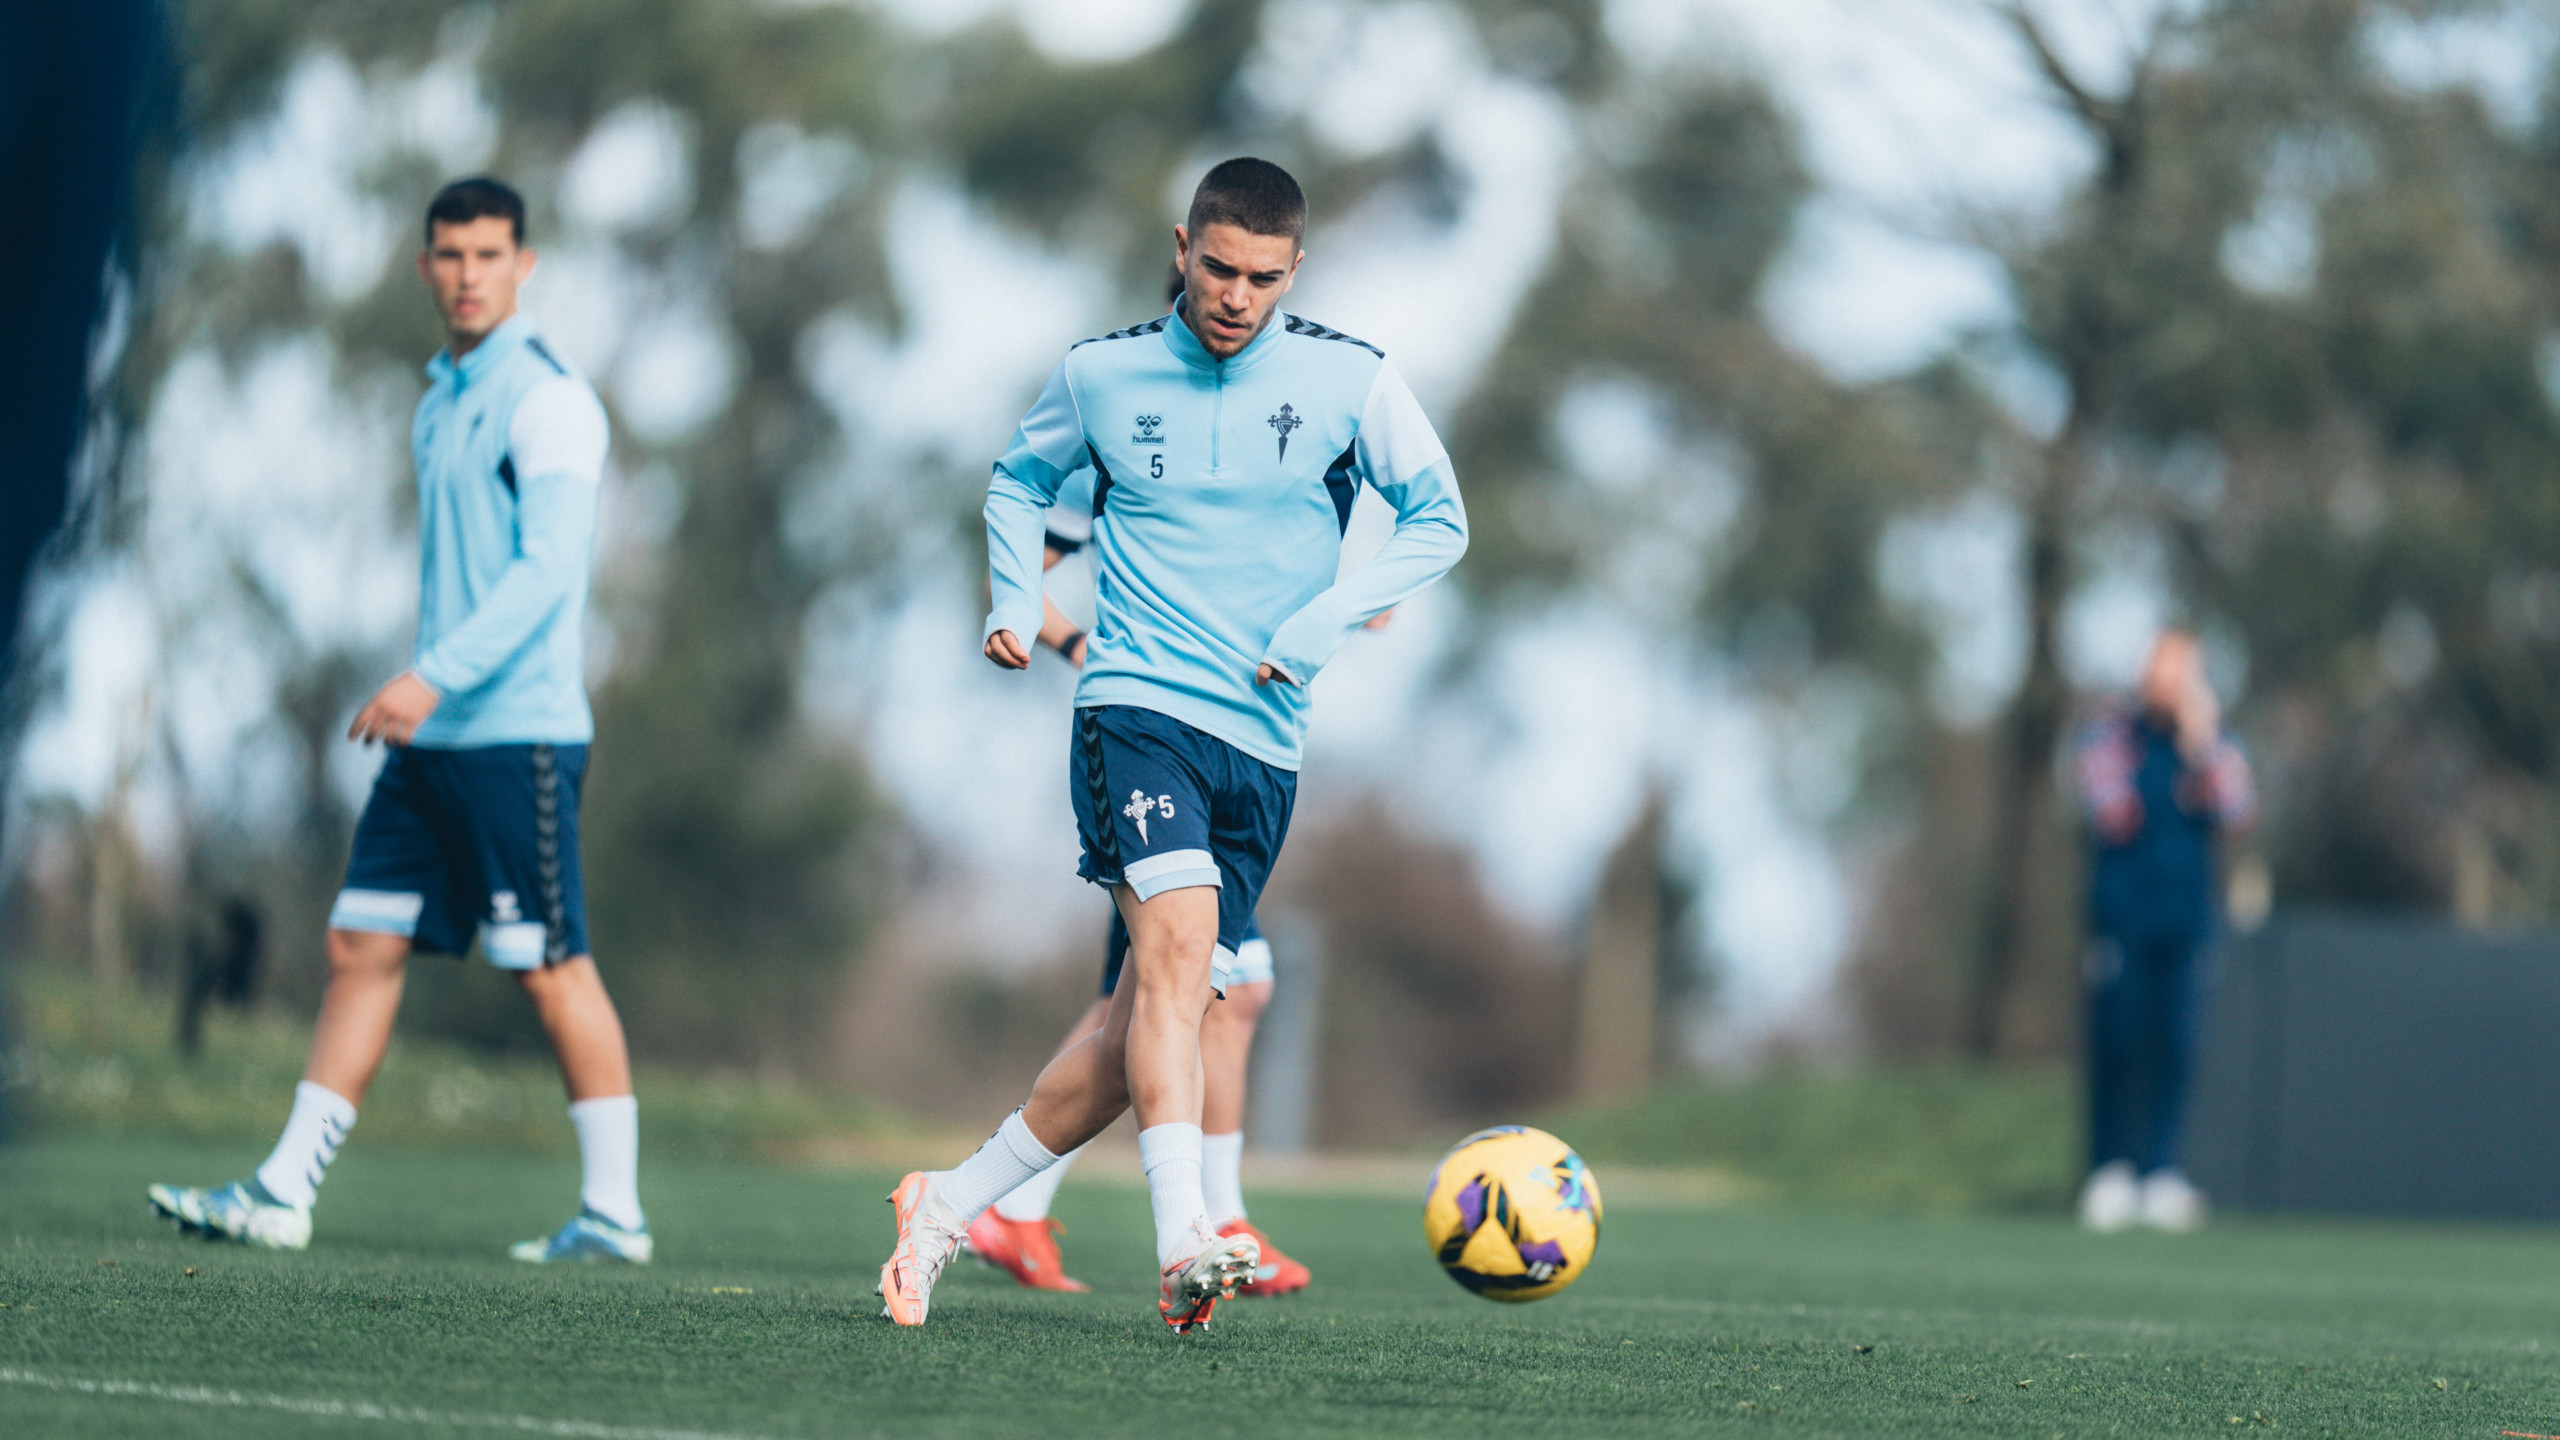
[148, 178, 650, 1264]
[878, 157, 1466, 1331]
[2071, 630, 2256, 1233]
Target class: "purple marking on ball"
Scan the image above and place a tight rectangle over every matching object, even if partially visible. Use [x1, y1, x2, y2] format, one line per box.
[1455, 1177, 1490, 1236]
[1516, 1239, 1567, 1268]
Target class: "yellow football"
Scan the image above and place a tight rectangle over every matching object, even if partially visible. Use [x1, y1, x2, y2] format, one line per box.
[1422, 1125, 1603, 1302]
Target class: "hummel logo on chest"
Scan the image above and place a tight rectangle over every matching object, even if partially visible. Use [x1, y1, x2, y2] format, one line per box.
[1132, 413, 1164, 445]
[1268, 404, 1302, 462]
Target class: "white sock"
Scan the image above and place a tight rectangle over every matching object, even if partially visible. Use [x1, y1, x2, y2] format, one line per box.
[1138, 1122, 1207, 1267]
[1202, 1130, 1246, 1227]
[254, 1081, 355, 1210]
[992, 1142, 1083, 1222]
[569, 1095, 644, 1232]
[938, 1110, 1060, 1224]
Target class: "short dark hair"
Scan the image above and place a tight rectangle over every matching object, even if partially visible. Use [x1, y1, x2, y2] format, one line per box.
[1185, 158, 1305, 243]
[425, 176, 526, 245]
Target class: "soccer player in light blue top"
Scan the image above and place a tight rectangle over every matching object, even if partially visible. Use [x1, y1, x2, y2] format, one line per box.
[148, 178, 650, 1265]
[881, 158, 1467, 1332]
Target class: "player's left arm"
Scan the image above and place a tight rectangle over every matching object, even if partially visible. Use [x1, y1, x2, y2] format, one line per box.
[397, 377, 606, 719]
[1259, 360, 1467, 686]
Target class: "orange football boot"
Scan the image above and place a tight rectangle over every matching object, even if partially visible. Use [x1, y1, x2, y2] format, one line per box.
[877, 1171, 966, 1326]
[1218, 1218, 1309, 1297]
[1159, 1223, 1259, 1333]
[965, 1209, 1091, 1293]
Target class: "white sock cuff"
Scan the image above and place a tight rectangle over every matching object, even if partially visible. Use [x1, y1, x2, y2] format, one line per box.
[1137, 1122, 1203, 1173]
[297, 1080, 358, 1128]
[939, 1111, 1062, 1223]
[569, 1095, 637, 1123]
[992, 1143, 1083, 1223]
[998, 1109, 1060, 1169]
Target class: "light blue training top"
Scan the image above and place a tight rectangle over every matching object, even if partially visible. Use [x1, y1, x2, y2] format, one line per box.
[986, 301, 1468, 770]
[406, 313, 609, 748]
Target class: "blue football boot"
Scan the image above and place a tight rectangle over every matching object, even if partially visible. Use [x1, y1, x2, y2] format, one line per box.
[147, 1178, 313, 1251]
[511, 1207, 653, 1264]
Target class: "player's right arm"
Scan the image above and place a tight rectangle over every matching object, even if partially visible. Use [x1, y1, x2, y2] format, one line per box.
[1261, 360, 1466, 686]
[984, 359, 1088, 669]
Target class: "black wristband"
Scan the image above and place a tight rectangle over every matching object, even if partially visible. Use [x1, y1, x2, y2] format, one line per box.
[1053, 629, 1086, 659]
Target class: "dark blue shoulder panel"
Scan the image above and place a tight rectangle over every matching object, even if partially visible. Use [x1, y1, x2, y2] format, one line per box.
[1283, 314, 1383, 357]
[1087, 442, 1114, 519]
[1322, 442, 1360, 533]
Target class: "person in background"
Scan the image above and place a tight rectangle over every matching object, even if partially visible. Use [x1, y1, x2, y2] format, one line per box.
[2071, 629, 2255, 1233]
[147, 178, 648, 1263]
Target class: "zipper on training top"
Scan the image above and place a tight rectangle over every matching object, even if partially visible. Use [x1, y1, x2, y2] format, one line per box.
[1210, 364, 1224, 473]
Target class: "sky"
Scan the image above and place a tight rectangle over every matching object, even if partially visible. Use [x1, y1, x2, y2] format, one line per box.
[16, 0, 2553, 1051]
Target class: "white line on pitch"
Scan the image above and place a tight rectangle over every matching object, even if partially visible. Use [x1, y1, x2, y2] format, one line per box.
[0, 1367, 773, 1440]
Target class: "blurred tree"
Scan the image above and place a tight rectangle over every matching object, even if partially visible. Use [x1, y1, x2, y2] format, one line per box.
[1270, 803, 1574, 1145]
[485, 0, 905, 1064]
[1939, 0, 2560, 1053]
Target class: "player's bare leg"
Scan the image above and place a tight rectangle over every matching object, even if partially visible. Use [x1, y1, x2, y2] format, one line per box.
[303, 927, 412, 1104]
[520, 956, 634, 1101]
[1197, 977, 1305, 1295]
[512, 956, 650, 1262]
[882, 885, 1254, 1328]
[1199, 981, 1263, 1136]
[145, 927, 405, 1248]
[1078, 884, 1254, 1327]
[999, 883, 1216, 1149]
[1113, 883, 1217, 1131]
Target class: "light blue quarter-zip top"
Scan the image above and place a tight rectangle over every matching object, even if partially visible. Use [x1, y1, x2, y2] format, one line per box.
[985, 301, 1468, 770]
[406, 314, 608, 748]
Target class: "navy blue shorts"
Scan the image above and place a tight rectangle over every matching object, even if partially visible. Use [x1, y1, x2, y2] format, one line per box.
[330, 742, 591, 970]
[1103, 912, 1269, 997]
[1071, 705, 1294, 994]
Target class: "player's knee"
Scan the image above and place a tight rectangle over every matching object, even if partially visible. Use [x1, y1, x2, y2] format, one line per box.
[1129, 943, 1214, 1000]
[324, 928, 407, 981]
[517, 955, 602, 1007]
[1127, 908, 1217, 987]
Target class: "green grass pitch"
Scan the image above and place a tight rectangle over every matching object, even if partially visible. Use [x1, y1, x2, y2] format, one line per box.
[4, 1135, 2558, 1437]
